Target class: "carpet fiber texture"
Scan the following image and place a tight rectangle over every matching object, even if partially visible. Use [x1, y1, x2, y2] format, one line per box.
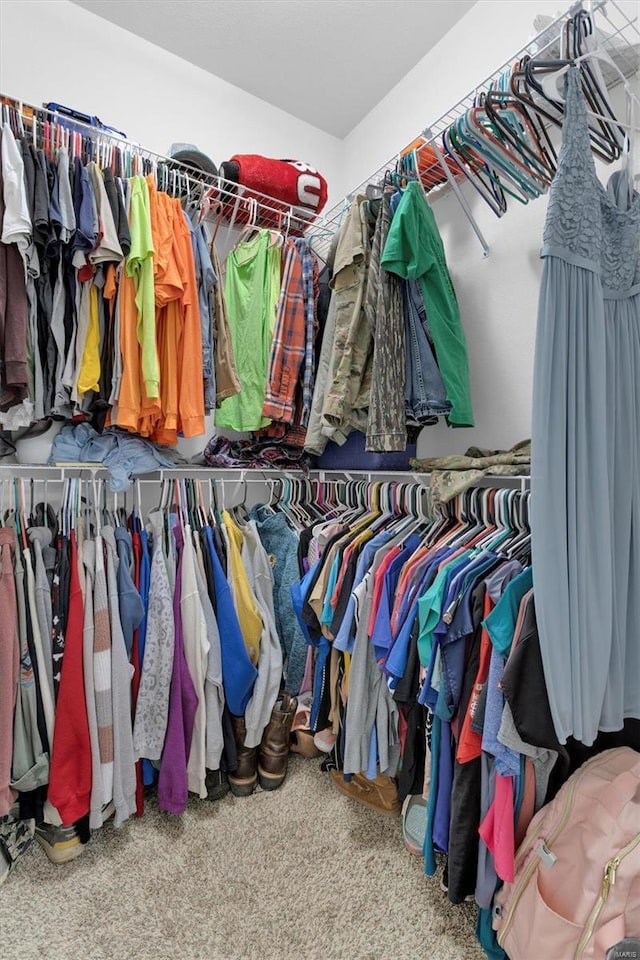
[0, 757, 485, 960]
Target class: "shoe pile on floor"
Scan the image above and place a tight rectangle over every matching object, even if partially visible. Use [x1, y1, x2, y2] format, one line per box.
[228, 693, 299, 797]
[1, 696, 433, 881]
[0, 811, 86, 883]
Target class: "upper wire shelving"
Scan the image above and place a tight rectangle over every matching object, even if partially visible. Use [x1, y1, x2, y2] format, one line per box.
[307, 0, 640, 257]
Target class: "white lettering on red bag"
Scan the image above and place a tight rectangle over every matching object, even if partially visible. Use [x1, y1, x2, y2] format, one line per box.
[287, 161, 322, 209]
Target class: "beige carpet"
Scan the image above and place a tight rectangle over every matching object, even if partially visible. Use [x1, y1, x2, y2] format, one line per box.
[0, 756, 485, 960]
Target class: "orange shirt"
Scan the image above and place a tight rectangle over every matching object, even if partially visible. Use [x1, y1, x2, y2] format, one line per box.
[114, 268, 142, 432]
[174, 201, 204, 439]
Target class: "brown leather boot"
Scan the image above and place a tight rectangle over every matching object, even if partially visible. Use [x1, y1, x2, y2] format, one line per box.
[228, 714, 257, 797]
[258, 693, 298, 791]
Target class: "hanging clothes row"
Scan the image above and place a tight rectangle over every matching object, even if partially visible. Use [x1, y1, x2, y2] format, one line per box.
[1, 96, 476, 469]
[301, 182, 474, 463]
[205, 183, 469, 468]
[0, 474, 317, 854]
[0, 103, 323, 466]
[0, 111, 236, 439]
[254, 476, 639, 959]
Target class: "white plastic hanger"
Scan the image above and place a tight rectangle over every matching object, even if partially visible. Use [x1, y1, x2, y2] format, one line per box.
[540, 48, 640, 132]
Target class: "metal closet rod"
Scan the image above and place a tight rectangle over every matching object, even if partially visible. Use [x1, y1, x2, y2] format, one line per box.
[313, 0, 631, 256]
[0, 465, 531, 493]
[0, 93, 329, 231]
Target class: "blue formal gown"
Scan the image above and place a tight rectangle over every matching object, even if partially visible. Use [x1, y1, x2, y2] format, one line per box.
[532, 65, 640, 746]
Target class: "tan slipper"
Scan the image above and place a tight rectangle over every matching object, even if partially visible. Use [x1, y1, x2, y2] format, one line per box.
[290, 729, 322, 758]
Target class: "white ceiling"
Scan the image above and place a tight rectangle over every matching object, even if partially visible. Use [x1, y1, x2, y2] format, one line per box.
[71, 0, 476, 137]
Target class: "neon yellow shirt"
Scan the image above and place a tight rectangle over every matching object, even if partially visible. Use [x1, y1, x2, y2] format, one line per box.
[77, 283, 100, 395]
[126, 176, 159, 399]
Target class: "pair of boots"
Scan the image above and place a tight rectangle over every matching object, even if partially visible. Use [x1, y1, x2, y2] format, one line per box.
[229, 693, 298, 797]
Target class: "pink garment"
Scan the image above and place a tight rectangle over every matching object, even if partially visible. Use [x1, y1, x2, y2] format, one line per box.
[0, 529, 19, 814]
[300, 645, 314, 696]
[479, 773, 515, 883]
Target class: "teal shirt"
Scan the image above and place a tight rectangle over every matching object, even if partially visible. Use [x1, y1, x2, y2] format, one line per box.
[417, 551, 471, 666]
[483, 567, 534, 656]
[381, 180, 474, 427]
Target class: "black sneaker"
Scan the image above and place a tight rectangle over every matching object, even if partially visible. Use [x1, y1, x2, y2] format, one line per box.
[35, 822, 86, 864]
[205, 769, 230, 802]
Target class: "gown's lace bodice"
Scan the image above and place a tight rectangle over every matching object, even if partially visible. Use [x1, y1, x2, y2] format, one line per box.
[542, 65, 640, 294]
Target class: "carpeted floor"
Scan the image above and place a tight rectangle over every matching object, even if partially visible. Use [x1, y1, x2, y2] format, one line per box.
[0, 756, 485, 960]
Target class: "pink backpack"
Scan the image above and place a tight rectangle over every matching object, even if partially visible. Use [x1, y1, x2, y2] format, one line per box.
[493, 747, 640, 960]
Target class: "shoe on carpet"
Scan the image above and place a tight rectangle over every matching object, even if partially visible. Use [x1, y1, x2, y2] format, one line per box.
[258, 692, 298, 791]
[439, 878, 476, 903]
[329, 770, 401, 817]
[290, 729, 321, 758]
[35, 822, 85, 864]
[0, 816, 35, 884]
[228, 713, 258, 797]
[205, 769, 230, 801]
[401, 794, 427, 856]
[313, 728, 337, 753]
[290, 694, 321, 758]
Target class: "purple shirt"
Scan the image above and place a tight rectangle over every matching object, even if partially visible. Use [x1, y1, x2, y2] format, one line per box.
[157, 526, 198, 814]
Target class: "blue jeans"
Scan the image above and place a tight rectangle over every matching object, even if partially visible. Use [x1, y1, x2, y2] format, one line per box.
[404, 280, 451, 422]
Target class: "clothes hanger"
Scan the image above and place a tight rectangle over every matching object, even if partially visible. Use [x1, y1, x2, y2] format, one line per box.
[483, 87, 557, 181]
[195, 480, 208, 530]
[530, 59, 621, 161]
[570, 10, 627, 148]
[232, 197, 261, 249]
[538, 45, 635, 132]
[443, 123, 508, 216]
[457, 106, 547, 204]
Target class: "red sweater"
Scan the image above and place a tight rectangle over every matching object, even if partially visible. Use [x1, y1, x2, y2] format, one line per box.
[48, 532, 92, 825]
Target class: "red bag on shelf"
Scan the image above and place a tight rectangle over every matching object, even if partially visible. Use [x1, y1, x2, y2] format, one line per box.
[216, 155, 328, 228]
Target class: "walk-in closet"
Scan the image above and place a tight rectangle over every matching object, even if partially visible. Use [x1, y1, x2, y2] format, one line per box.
[1, 2, 639, 959]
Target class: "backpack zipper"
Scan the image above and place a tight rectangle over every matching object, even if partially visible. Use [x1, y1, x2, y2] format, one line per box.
[574, 830, 640, 959]
[497, 752, 620, 947]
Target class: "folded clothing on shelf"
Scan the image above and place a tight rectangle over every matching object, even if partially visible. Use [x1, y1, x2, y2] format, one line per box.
[49, 422, 185, 490]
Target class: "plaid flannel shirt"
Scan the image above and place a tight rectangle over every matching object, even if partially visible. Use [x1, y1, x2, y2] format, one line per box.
[262, 240, 305, 424]
[295, 238, 318, 427]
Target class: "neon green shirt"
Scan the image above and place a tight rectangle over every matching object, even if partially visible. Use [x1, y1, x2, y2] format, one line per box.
[216, 230, 281, 432]
[126, 176, 159, 399]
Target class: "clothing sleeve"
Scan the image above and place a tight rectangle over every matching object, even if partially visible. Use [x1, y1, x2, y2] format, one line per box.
[381, 188, 434, 280]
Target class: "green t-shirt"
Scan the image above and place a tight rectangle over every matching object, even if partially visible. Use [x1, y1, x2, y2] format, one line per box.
[381, 180, 474, 427]
[215, 230, 281, 432]
[126, 176, 159, 399]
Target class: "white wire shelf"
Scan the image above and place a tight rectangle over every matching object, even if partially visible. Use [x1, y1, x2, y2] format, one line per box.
[0, 94, 330, 237]
[0, 462, 531, 492]
[308, 0, 640, 256]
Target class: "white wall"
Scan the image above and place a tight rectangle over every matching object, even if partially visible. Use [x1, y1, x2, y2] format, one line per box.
[0, 0, 343, 200]
[337, 0, 631, 460]
[337, 0, 564, 200]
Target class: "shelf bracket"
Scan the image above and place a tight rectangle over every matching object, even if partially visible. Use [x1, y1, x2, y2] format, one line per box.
[423, 128, 491, 258]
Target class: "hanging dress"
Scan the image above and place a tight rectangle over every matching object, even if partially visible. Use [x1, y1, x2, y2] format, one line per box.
[531, 65, 640, 746]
